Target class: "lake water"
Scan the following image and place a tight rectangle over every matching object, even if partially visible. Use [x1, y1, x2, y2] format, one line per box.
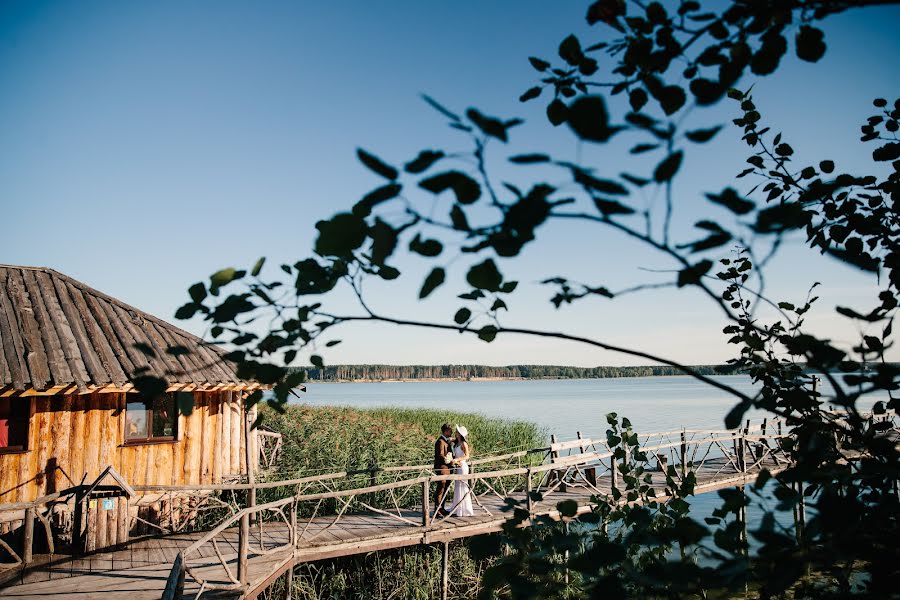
[293, 375, 881, 441]
[293, 374, 881, 550]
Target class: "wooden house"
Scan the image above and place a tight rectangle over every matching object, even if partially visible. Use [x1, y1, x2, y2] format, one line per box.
[0, 265, 267, 552]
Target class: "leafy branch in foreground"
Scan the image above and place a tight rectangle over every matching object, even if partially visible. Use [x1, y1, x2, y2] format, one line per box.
[172, 0, 899, 596]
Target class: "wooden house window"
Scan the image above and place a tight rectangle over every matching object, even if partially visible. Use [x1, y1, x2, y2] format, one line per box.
[0, 398, 29, 453]
[124, 392, 183, 443]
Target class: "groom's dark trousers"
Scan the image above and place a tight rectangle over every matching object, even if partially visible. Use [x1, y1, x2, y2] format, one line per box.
[433, 436, 452, 512]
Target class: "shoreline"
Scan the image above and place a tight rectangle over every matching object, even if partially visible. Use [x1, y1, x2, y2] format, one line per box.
[303, 374, 733, 384]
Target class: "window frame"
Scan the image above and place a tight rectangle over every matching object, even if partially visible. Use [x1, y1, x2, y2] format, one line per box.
[0, 397, 31, 454]
[123, 392, 181, 445]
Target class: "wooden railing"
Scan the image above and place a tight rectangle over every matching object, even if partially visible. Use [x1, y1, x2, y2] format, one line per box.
[164, 419, 804, 596]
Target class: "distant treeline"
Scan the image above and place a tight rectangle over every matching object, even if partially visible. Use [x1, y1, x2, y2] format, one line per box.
[294, 364, 740, 382]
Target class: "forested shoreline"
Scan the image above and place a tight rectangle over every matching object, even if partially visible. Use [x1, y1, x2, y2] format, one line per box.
[293, 364, 740, 382]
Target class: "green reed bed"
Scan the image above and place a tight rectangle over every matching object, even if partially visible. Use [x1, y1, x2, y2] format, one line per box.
[253, 403, 546, 600]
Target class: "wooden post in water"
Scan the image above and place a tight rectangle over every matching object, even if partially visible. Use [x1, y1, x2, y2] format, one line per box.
[421, 479, 430, 528]
[526, 467, 534, 520]
[441, 541, 450, 600]
[284, 564, 294, 600]
[577, 431, 585, 453]
[238, 512, 250, 586]
[680, 430, 687, 478]
[737, 485, 747, 546]
[22, 506, 35, 565]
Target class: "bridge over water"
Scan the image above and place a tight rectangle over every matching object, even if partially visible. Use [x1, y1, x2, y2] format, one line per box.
[0, 419, 800, 599]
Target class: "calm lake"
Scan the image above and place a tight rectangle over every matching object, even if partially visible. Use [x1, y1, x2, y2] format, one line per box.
[293, 374, 882, 546]
[292, 375, 881, 441]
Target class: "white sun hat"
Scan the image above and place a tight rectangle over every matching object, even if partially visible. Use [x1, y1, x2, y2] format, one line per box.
[456, 425, 469, 439]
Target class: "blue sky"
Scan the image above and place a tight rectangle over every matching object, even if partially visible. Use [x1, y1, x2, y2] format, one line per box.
[1, 1, 898, 367]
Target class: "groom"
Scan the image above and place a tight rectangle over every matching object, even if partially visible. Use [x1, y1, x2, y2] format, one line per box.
[433, 423, 454, 516]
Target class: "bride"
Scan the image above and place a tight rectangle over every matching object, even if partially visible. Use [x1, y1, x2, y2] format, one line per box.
[450, 425, 474, 517]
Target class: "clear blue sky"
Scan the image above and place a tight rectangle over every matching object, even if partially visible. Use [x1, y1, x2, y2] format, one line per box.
[2, 1, 897, 366]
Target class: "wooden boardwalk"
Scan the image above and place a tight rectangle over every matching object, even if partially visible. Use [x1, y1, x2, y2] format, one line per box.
[1, 424, 790, 599]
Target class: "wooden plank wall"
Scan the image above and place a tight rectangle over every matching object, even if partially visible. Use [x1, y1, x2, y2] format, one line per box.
[0, 390, 248, 505]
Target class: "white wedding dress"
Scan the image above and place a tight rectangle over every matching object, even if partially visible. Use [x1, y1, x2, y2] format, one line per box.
[450, 443, 474, 517]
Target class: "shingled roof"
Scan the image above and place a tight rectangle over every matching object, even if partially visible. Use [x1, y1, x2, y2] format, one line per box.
[0, 265, 248, 393]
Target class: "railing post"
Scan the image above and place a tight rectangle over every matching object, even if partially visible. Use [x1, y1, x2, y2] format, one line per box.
[422, 478, 430, 529]
[610, 457, 618, 495]
[238, 512, 250, 586]
[525, 467, 533, 518]
[576, 431, 585, 453]
[756, 418, 767, 460]
[680, 430, 687, 478]
[290, 500, 298, 547]
[22, 506, 35, 565]
[440, 540, 450, 600]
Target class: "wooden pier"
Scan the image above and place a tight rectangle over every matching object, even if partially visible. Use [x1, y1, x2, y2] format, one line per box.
[0, 420, 798, 600]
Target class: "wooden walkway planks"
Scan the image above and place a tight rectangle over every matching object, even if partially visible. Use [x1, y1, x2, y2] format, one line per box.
[2, 455, 783, 600]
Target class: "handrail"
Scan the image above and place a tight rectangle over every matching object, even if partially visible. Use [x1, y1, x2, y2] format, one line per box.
[168, 421, 804, 596]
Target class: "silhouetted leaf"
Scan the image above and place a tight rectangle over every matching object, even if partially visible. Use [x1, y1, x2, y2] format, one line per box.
[558, 34, 583, 66]
[409, 234, 443, 257]
[519, 86, 542, 102]
[653, 151, 683, 182]
[315, 213, 368, 257]
[677, 259, 713, 287]
[352, 183, 402, 217]
[421, 94, 460, 122]
[509, 154, 551, 164]
[705, 187, 755, 215]
[796, 26, 826, 62]
[405, 150, 445, 174]
[547, 98, 568, 126]
[188, 282, 207, 303]
[467, 259, 503, 292]
[528, 56, 550, 72]
[819, 160, 835, 173]
[586, 0, 626, 31]
[450, 205, 470, 231]
[685, 126, 722, 143]
[419, 171, 481, 204]
[567, 95, 620, 142]
[629, 88, 648, 112]
[594, 198, 635, 216]
[467, 108, 519, 142]
[478, 325, 498, 342]
[558, 499, 579, 517]
[419, 267, 446, 299]
[454, 308, 472, 324]
[357, 148, 398, 180]
[658, 85, 687, 115]
[873, 143, 900, 162]
[251, 258, 265, 277]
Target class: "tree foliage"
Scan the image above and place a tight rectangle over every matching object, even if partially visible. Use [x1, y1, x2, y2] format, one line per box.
[171, 0, 900, 596]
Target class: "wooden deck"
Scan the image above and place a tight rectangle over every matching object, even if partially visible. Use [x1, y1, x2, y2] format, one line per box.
[2, 447, 785, 600]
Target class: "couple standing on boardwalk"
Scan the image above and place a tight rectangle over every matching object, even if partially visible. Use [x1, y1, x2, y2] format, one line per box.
[433, 423, 474, 517]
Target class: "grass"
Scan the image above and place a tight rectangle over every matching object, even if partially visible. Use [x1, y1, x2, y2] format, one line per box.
[254, 403, 546, 600]
[259, 403, 547, 476]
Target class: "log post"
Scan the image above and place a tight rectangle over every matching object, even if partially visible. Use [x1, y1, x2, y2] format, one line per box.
[441, 541, 449, 600]
[290, 501, 298, 547]
[284, 564, 294, 600]
[525, 467, 533, 518]
[22, 506, 35, 565]
[680, 430, 687, 477]
[421, 478, 430, 528]
[238, 512, 250, 586]
[756, 418, 767, 460]
[244, 408, 257, 514]
[610, 458, 618, 495]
